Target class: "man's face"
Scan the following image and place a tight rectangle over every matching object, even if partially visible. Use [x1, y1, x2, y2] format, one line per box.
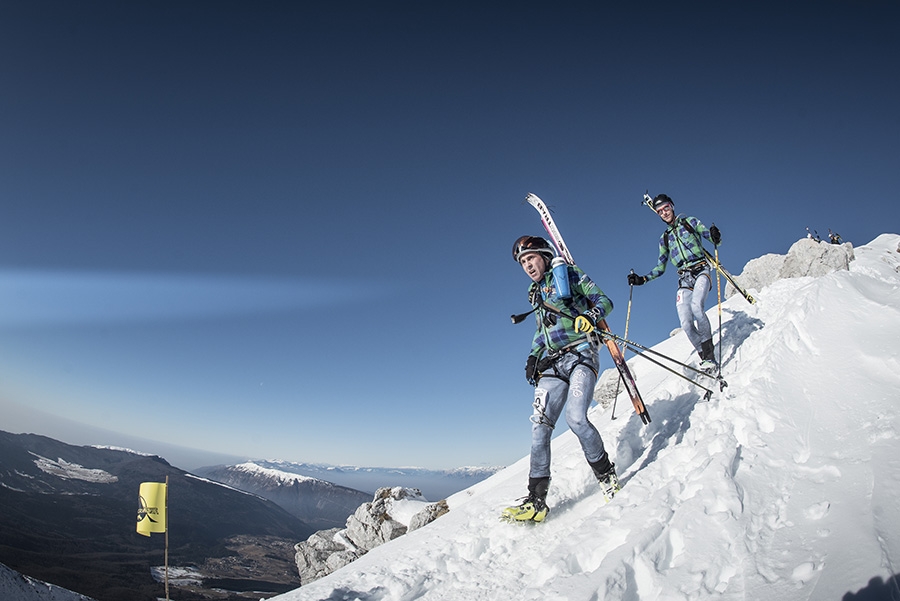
[519, 252, 547, 282]
[656, 202, 675, 224]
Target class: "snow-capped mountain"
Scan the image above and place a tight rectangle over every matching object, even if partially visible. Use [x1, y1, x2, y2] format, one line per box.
[269, 234, 900, 601]
[194, 461, 372, 529]
[238, 459, 502, 501]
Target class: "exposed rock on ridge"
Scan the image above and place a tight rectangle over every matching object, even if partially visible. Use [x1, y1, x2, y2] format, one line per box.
[294, 487, 449, 585]
[729, 237, 854, 298]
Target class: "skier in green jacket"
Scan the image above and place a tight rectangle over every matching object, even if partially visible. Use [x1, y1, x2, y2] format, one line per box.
[503, 235, 619, 523]
[629, 194, 721, 372]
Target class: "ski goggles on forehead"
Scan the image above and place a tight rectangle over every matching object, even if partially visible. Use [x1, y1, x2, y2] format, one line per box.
[513, 236, 554, 262]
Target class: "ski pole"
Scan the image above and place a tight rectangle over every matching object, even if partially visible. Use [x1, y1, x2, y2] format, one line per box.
[600, 330, 726, 387]
[611, 273, 635, 421]
[600, 332, 718, 396]
[714, 231, 723, 368]
[622, 342, 715, 397]
[624, 270, 635, 342]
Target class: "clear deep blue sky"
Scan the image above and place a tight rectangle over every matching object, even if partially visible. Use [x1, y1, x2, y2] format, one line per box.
[2, 1, 898, 470]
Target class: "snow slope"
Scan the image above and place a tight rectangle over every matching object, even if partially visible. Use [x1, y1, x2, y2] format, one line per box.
[0, 562, 95, 601]
[269, 234, 900, 601]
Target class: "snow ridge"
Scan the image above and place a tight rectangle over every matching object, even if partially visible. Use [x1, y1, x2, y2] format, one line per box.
[233, 462, 319, 485]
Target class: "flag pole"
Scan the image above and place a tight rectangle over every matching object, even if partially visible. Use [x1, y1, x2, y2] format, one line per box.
[165, 475, 169, 601]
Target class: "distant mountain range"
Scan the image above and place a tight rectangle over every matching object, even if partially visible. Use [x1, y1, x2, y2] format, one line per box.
[193, 462, 371, 530]
[192, 460, 502, 530]
[236, 459, 503, 501]
[0, 430, 312, 601]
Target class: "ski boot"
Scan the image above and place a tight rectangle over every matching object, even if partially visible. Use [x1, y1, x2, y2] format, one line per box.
[699, 339, 719, 375]
[589, 454, 620, 503]
[501, 477, 549, 523]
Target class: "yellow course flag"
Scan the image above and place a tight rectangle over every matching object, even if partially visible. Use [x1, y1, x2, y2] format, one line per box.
[137, 482, 167, 537]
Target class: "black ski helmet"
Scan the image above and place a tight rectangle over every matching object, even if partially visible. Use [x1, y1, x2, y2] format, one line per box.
[652, 194, 674, 210]
[512, 235, 554, 263]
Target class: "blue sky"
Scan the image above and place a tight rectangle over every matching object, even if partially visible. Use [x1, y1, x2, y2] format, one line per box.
[1, 1, 898, 470]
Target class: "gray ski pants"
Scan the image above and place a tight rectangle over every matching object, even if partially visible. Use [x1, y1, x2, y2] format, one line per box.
[676, 267, 713, 352]
[529, 351, 606, 480]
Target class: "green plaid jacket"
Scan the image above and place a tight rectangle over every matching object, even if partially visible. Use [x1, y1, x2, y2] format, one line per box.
[528, 264, 613, 359]
[645, 215, 714, 281]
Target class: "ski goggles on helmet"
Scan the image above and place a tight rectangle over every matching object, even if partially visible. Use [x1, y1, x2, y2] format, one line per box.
[513, 235, 555, 262]
[652, 194, 674, 212]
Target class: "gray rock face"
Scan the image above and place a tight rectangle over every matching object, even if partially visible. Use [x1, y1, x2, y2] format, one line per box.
[293, 528, 361, 584]
[408, 499, 449, 532]
[728, 238, 854, 298]
[294, 487, 449, 585]
[343, 487, 411, 551]
[593, 368, 621, 408]
[779, 238, 854, 278]
[728, 253, 785, 299]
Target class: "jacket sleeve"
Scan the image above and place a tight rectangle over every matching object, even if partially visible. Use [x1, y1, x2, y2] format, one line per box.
[572, 266, 613, 320]
[687, 216, 712, 242]
[645, 233, 670, 282]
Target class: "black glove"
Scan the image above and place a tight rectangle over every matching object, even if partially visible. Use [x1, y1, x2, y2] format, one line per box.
[627, 273, 646, 286]
[709, 225, 721, 245]
[525, 355, 539, 385]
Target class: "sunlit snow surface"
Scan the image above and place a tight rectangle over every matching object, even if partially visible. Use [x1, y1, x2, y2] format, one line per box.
[270, 234, 900, 601]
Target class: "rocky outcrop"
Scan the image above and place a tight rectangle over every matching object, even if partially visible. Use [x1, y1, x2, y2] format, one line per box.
[728, 253, 786, 299]
[729, 237, 854, 298]
[779, 238, 853, 278]
[293, 528, 361, 584]
[343, 487, 412, 550]
[294, 487, 449, 585]
[592, 367, 621, 408]
[408, 499, 450, 531]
